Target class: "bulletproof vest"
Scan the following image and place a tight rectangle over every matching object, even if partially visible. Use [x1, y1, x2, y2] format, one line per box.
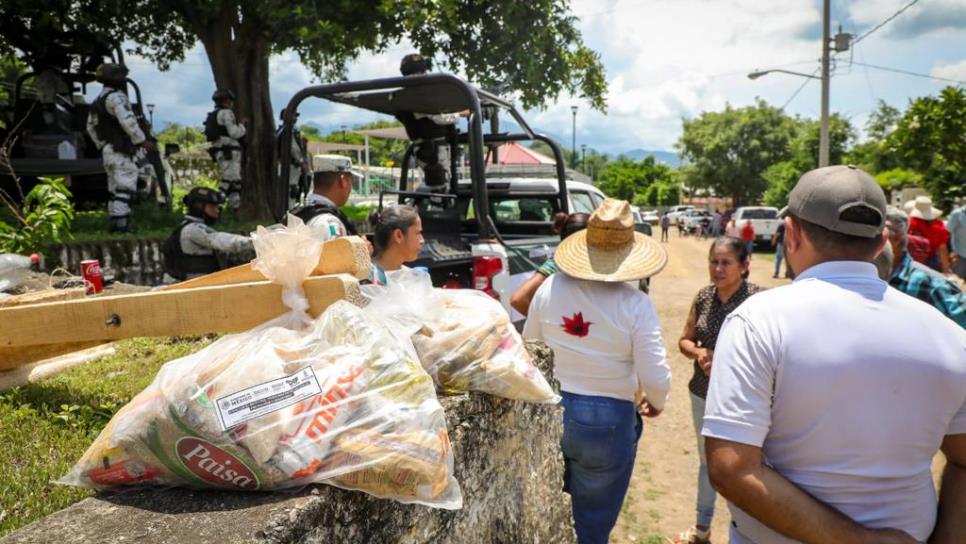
[92, 90, 137, 156]
[276, 126, 305, 165]
[287, 202, 359, 236]
[204, 109, 231, 143]
[162, 220, 221, 281]
[395, 112, 451, 141]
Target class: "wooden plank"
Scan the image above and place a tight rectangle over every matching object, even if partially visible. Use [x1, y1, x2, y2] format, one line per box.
[0, 342, 106, 371]
[166, 236, 371, 291]
[0, 343, 117, 391]
[0, 288, 85, 308]
[0, 274, 360, 353]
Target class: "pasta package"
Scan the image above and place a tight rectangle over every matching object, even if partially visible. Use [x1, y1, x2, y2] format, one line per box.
[59, 301, 462, 510]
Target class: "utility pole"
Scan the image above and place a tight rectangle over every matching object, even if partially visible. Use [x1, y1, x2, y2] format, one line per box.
[819, 0, 830, 167]
[570, 105, 578, 170]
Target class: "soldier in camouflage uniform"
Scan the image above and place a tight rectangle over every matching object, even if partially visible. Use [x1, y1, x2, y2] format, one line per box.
[86, 63, 153, 233]
[161, 187, 253, 283]
[205, 89, 246, 212]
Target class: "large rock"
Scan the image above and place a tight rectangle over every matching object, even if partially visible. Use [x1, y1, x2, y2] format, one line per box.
[3, 342, 574, 544]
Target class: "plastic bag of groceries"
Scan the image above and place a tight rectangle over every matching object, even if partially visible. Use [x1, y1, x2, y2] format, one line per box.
[363, 269, 558, 404]
[59, 218, 461, 509]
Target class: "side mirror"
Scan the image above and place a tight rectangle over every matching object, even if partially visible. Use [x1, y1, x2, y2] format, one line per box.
[164, 143, 181, 157]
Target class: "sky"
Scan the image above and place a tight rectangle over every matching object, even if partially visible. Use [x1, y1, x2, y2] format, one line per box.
[109, 0, 966, 156]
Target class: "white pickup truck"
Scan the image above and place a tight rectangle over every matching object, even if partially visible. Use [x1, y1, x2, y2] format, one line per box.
[733, 206, 781, 243]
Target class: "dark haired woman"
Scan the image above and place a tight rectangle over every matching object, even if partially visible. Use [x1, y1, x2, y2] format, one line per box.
[367, 205, 425, 286]
[510, 212, 590, 316]
[673, 236, 761, 544]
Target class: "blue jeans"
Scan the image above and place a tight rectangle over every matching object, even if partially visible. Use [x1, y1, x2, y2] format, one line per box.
[561, 391, 643, 544]
[773, 242, 784, 277]
[690, 393, 717, 528]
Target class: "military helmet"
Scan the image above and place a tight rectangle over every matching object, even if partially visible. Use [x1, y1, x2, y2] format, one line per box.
[183, 186, 226, 208]
[95, 63, 129, 85]
[400, 54, 432, 76]
[211, 88, 236, 103]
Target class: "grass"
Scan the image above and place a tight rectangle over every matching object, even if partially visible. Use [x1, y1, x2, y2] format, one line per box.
[0, 336, 211, 537]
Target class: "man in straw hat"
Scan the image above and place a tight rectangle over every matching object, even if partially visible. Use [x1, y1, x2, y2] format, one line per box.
[905, 195, 951, 274]
[703, 165, 966, 544]
[523, 198, 671, 544]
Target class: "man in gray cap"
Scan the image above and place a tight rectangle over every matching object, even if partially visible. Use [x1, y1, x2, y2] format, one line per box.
[702, 165, 966, 544]
[288, 155, 357, 241]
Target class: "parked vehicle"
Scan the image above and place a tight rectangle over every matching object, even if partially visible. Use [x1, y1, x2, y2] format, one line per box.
[681, 209, 712, 233]
[279, 74, 641, 322]
[666, 204, 695, 225]
[631, 207, 654, 236]
[733, 206, 781, 243]
[640, 210, 660, 226]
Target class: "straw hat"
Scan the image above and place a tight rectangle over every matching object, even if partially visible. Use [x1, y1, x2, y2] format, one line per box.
[555, 198, 667, 282]
[906, 196, 943, 221]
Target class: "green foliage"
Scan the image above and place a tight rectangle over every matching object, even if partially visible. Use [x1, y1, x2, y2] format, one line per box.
[676, 100, 797, 207]
[312, 120, 410, 167]
[596, 156, 675, 202]
[844, 100, 902, 175]
[156, 122, 206, 150]
[0, 177, 74, 253]
[762, 160, 802, 208]
[788, 113, 856, 170]
[875, 168, 923, 193]
[0, 336, 211, 536]
[639, 179, 682, 207]
[885, 86, 966, 208]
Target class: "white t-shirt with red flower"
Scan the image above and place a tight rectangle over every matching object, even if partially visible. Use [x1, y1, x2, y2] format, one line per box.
[522, 272, 671, 410]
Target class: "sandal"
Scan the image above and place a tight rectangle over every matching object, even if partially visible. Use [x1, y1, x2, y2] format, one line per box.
[673, 526, 711, 544]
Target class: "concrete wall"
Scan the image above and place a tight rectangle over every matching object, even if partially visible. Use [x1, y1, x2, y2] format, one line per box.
[3, 342, 574, 544]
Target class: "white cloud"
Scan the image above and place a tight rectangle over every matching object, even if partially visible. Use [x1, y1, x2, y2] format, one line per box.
[930, 59, 966, 83]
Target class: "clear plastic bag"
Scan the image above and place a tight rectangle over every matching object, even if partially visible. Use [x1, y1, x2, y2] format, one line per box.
[58, 301, 461, 508]
[59, 219, 462, 509]
[0, 254, 31, 292]
[362, 269, 559, 404]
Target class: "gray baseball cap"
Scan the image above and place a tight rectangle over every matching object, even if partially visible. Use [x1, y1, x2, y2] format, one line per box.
[778, 165, 886, 238]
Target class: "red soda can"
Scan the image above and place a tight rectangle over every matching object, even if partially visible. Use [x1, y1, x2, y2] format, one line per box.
[80, 259, 104, 294]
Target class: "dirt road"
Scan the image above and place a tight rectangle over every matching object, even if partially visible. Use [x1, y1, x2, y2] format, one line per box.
[612, 231, 789, 543]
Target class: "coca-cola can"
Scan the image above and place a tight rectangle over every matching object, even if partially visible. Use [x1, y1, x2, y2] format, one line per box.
[80, 259, 104, 294]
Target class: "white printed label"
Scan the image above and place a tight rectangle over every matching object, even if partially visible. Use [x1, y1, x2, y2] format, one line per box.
[215, 367, 321, 431]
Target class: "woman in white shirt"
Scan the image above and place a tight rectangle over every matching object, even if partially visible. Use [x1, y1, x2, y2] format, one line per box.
[523, 199, 671, 544]
[367, 205, 424, 286]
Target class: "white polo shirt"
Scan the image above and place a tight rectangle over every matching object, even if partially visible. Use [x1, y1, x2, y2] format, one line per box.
[703, 261, 966, 543]
[522, 272, 671, 410]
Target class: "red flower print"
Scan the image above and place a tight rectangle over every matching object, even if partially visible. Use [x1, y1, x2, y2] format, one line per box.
[561, 312, 592, 337]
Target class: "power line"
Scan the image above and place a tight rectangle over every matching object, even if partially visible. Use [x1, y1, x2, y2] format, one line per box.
[852, 0, 920, 45]
[781, 66, 821, 109]
[849, 61, 966, 85]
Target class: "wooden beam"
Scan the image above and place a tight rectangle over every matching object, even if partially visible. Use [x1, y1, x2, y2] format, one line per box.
[0, 288, 85, 308]
[0, 274, 361, 356]
[166, 236, 371, 291]
[0, 343, 117, 391]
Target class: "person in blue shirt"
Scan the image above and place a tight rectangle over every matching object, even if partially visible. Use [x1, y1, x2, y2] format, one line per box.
[949, 201, 966, 281]
[886, 207, 965, 329]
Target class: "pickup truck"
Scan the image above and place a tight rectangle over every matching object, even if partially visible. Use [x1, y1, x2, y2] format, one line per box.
[733, 206, 781, 243]
[278, 73, 627, 321]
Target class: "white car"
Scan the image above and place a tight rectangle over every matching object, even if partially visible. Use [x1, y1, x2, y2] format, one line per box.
[681, 209, 712, 232]
[666, 205, 695, 225]
[733, 206, 781, 242]
[640, 210, 660, 225]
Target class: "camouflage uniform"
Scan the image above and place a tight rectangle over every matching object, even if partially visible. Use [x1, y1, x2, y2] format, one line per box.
[86, 86, 146, 232]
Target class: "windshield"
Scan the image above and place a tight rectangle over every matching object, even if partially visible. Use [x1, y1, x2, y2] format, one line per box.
[741, 208, 778, 219]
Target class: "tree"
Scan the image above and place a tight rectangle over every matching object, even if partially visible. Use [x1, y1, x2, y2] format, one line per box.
[845, 100, 902, 174]
[0, 1, 606, 221]
[885, 86, 966, 208]
[676, 100, 797, 207]
[761, 113, 856, 208]
[596, 156, 674, 202]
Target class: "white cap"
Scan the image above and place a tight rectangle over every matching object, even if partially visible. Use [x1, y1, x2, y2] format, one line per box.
[313, 154, 352, 173]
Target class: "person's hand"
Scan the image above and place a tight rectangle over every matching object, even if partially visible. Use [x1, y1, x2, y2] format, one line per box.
[638, 399, 662, 418]
[141, 140, 157, 153]
[862, 527, 920, 544]
[697, 348, 713, 376]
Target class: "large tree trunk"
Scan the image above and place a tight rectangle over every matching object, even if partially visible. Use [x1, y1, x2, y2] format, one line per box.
[193, 5, 278, 222]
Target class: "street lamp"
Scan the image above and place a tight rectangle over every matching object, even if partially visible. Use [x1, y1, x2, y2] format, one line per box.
[570, 105, 578, 170]
[747, 0, 846, 167]
[580, 143, 587, 172]
[146, 103, 155, 129]
[341, 125, 347, 143]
